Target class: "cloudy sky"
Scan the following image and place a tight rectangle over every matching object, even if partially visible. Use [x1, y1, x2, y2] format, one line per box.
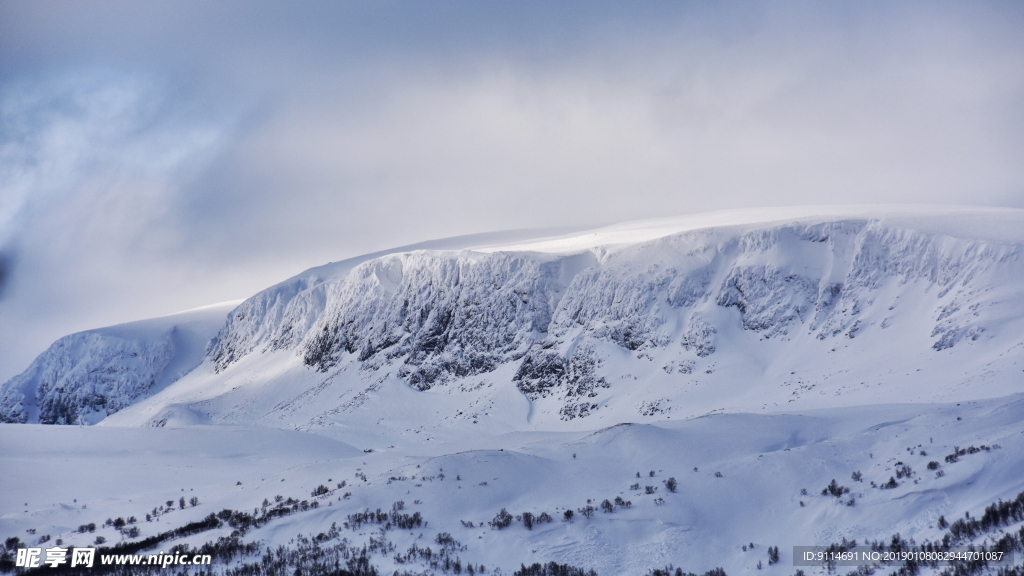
[1, 1, 1023, 380]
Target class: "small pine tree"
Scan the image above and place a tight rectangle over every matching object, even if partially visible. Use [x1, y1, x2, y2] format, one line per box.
[665, 477, 677, 492]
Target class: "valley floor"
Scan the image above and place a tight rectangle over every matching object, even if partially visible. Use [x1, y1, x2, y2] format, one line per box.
[3, 395, 1024, 575]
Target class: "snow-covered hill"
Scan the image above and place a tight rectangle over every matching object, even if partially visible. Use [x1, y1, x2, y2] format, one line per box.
[3, 206, 1024, 576]
[3, 394, 1023, 575]
[0, 302, 238, 425]
[95, 206, 1024, 433]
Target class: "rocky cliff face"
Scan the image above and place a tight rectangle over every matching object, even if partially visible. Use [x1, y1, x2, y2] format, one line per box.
[6, 210, 1023, 426]
[202, 215, 1023, 421]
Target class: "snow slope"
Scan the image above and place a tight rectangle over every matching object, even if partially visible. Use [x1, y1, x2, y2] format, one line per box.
[2, 395, 1023, 575]
[97, 206, 1024, 434]
[0, 302, 240, 425]
[3, 206, 1024, 575]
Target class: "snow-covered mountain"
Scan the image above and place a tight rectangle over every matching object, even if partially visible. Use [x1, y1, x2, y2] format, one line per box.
[0, 302, 238, 425]
[6, 206, 1024, 430]
[78, 206, 1024, 433]
[3, 206, 1024, 576]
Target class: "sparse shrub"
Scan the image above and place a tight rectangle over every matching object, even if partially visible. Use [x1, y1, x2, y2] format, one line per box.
[881, 476, 898, 489]
[714, 472, 723, 478]
[630, 483, 641, 490]
[654, 497, 665, 506]
[537, 512, 553, 524]
[851, 471, 862, 482]
[601, 499, 614, 513]
[563, 510, 574, 522]
[578, 505, 596, 519]
[94, 536, 106, 545]
[179, 497, 186, 509]
[665, 477, 678, 492]
[927, 461, 940, 470]
[647, 567, 726, 576]
[649, 470, 656, 477]
[514, 561, 597, 576]
[944, 445, 992, 464]
[895, 465, 913, 479]
[646, 486, 657, 494]
[822, 479, 850, 498]
[523, 512, 535, 530]
[490, 508, 513, 529]
[768, 546, 780, 565]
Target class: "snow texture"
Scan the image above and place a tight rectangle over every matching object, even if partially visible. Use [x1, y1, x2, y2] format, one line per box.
[4, 207, 1024, 575]
[0, 302, 237, 424]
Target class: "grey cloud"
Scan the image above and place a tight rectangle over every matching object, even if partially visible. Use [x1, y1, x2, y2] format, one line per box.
[0, 1, 1023, 379]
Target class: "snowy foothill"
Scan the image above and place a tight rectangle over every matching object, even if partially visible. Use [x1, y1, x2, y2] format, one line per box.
[2, 207, 1024, 575]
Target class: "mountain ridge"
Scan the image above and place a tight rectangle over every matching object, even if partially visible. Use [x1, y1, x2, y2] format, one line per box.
[3, 206, 1024, 429]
